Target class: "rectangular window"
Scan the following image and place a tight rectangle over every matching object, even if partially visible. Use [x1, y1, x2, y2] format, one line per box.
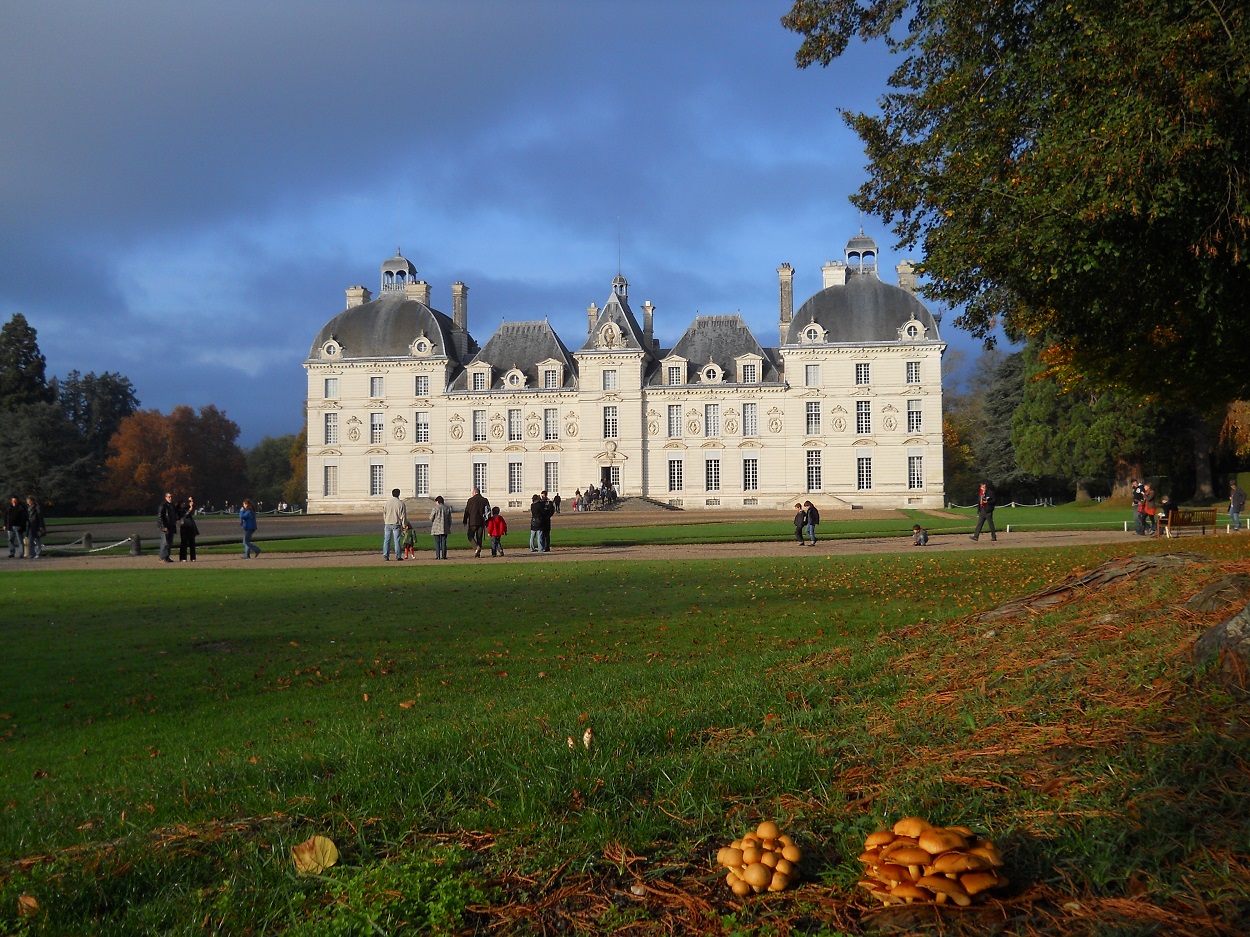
[704, 403, 720, 437]
[908, 454, 924, 490]
[415, 410, 430, 443]
[742, 457, 758, 491]
[906, 361, 921, 384]
[508, 408, 522, 442]
[856, 400, 871, 435]
[741, 362, 757, 384]
[324, 377, 338, 399]
[415, 374, 430, 397]
[907, 399, 923, 433]
[370, 376, 384, 397]
[742, 402, 758, 437]
[857, 456, 873, 490]
[805, 400, 821, 435]
[544, 407, 559, 441]
[543, 369, 558, 389]
[602, 369, 618, 391]
[323, 412, 338, 445]
[668, 404, 682, 438]
[806, 450, 822, 492]
[414, 463, 429, 497]
[473, 462, 488, 493]
[508, 461, 523, 494]
[668, 458, 684, 492]
[323, 464, 338, 497]
[603, 405, 618, 439]
[805, 364, 821, 387]
[472, 371, 487, 391]
[472, 409, 487, 442]
[705, 458, 721, 491]
[370, 412, 384, 445]
[370, 464, 385, 496]
[855, 362, 871, 385]
[667, 365, 683, 386]
[544, 461, 560, 493]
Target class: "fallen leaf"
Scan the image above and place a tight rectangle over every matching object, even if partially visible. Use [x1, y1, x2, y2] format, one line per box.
[292, 835, 339, 874]
[398, 700, 416, 709]
[362, 693, 369, 702]
[18, 895, 39, 917]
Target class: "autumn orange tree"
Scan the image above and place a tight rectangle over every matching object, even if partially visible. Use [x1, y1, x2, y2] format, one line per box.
[101, 405, 247, 511]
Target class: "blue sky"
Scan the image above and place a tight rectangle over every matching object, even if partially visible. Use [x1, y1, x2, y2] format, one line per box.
[1, 1, 978, 446]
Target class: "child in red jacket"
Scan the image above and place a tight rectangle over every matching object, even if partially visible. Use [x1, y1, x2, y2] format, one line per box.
[486, 506, 508, 557]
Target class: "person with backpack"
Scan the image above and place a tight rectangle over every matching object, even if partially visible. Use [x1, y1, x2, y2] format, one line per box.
[803, 500, 820, 546]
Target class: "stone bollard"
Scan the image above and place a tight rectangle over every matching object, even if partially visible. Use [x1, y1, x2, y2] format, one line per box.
[130, 534, 142, 556]
[83, 532, 93, 553]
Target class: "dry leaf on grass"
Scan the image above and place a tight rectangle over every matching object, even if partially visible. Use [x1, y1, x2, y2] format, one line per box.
[18, 895, 39, 917]
[291, 835, 339, 874]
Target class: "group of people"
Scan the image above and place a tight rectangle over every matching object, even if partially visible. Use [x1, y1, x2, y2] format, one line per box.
[382, 487, 559, 561]
[572, 484, 615, 511]
[156, 492, 261, 561]
[792, 501, 821, 546]
[3, 495, 46, 559]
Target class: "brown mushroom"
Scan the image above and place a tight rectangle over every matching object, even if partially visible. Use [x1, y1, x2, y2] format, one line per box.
[932, 851, 992, 876]
[893, 817, 933, 838]
[917, 874, 972, 907]
[865, 830, 896, 848]
[918, 827, 969, 856]
[875, 863, 912, 883]
[742, 863, 771, 889]
[960, 869, 1007, 897]
[889, 882, 934, 904]
[857, 849, 882, 866]
[969, 841, 1005, 867]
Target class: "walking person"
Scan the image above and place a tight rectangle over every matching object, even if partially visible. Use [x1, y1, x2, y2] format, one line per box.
[1230, 480, 1246, 532]
[25, 495, 45, 559]
[429, 495, 452, 559]
[1131, 479, 1146, 536]
[969, 483, 997, 542]
[539, 490, 555, 551]
[463, 486, 489, 558]
[178, 496, 200, 562]
[382, 488, 407, 561]
[240, 498, 262, 558]
[486, 506, 508, 556]
[803, 500, 820, 546]
[793, 502, 806, 545]
[401, 522, 417, 559]
[529, 494, 544, 552]
[157, 491, 178, 563]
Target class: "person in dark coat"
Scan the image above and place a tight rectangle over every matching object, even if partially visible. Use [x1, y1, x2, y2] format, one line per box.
[793, 502, 806, 544]
[462, 486, 489, 558]
[969, 483, 997, 542]
[179, 496, 200, 562]
[803, 500, 820, 546]
[1230, 480, 1246, 532]
[157, 491, 178, 562]
[25, 495, 45, 559]
[538, 490, 555, 551]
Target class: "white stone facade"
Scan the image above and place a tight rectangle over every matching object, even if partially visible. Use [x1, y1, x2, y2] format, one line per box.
[304, 235, 945, 513]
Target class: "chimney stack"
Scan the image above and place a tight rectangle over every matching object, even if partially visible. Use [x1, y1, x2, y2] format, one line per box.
[406, 279, 431, 305]
[452, 282, 468, 332]
[345, 285, 372, 309]
[777, 264, 793, 346]
[586, 302, 599, 336]
[822, 260, 847, 289]
[641, 300, 655, 350]
[896, 260, 918, 294]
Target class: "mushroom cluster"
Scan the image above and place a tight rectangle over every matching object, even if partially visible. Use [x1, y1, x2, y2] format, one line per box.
[715, 821, 803, 896]
[856, 817, 1007, 906]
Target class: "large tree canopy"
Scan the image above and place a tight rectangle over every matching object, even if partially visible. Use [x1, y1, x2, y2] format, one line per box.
[783, 0, 1250, 409]
[0, 313, 55, 409]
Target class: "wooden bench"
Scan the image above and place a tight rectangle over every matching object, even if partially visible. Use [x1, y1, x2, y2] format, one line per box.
[1157, 507, 1217, 538]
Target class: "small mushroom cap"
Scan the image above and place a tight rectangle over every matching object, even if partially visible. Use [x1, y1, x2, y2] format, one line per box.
[932, 851, 992, 875]
[768, 870, 791, 891]
[760, 851, 779, 869]
[742, 863, 772, 888]
[857, 849, 881, 865]
[882, 846, 932, 867]
[918, 827, 969, 855]
[718, 847, 744, 868]
[865, 830, 897, 848]
[948, 825, 976, 839]
[889, 882, 933, 903]
[741, 846, 764, 865]
[775, 858, 797, 876]
[781, 844, 802, 863]
[756, 820, 781, 840]
[730, 878, 751, 896]
[893, 816, 933, 838]
[918, 875, 972, 907]
[876, 863, 912, 883]
[960, 869, 1006, 896]
[969, 842, 1005, 867]
[858, 877, 891, 896]
[879, 836, 918, 856]
[777, 834, 795, 848]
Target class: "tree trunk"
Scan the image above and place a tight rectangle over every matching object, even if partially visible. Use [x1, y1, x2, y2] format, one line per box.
[1074, 479, 1094, 501]
[1111, 458, 1143, 500]
[1192, 413, 1216, 501]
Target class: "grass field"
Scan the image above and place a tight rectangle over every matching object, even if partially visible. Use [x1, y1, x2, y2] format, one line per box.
[2, 522, 1248, 934]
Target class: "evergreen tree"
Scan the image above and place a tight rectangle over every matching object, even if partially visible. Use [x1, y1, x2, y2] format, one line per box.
[246, 434, 299, 508]
[0, 313, 54, 409]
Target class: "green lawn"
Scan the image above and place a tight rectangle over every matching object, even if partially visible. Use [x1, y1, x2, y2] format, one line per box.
[2, 535, 1248, 934]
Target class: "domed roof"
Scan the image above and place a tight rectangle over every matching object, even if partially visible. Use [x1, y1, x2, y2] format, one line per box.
[307, 292, 469, 363]
[381, 250, 417, 277]
[787, 274, 939, 345]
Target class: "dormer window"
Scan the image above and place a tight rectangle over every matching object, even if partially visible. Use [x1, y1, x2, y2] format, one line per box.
[542, 368, 560, 389]
[899, 316, 927, 341]
[667, 365, 684, 385]
[410, 335, 432, 356]
[471, 369, 490, 392]
[702, 363, 722, 383]
[505, 369, 525, 389]
[322, 340, 341, 357]
[801, 322, 827, 344]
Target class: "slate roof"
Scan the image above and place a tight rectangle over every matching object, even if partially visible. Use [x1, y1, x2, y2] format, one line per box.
[575, 288, 650, 354]
[787, 273, 939, 345]
[307, 292, 475, 364]
[657, 315, 782, 384]
[451, 320, 577, 391]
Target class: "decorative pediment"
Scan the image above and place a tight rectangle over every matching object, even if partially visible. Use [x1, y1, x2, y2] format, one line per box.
[830, 404, 847, 414]
[700, 441, 725, 450]
[364, 447, 388, 455]
[319, 448, 342, 457]
[802, 439, 827, 448]
[539, 444, 565, 452]
[409, 447, 433, 454]
[319, 400, 342, 409]
[898, 316, 928, 341]
[595, 441, 627, 462]
[503, 368, 527, 389]
[799, 321, 827, 344]
[663, 441, 689, 450]
[903, 436, 927, 446]
[467, 444, 492, 453]
[882, 404, 899, 413]
[851, 438, 878, 447]
[410, 333, 435, 357]
[503, 444, 528, 452]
